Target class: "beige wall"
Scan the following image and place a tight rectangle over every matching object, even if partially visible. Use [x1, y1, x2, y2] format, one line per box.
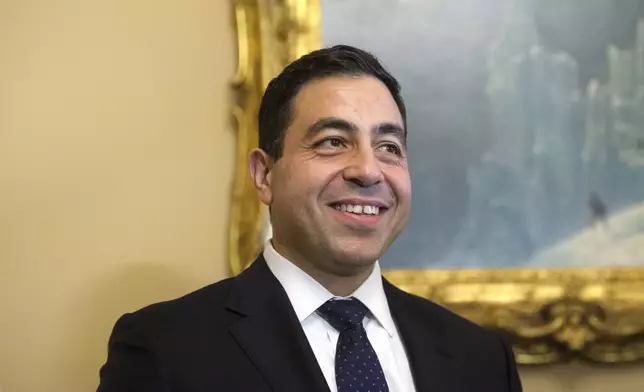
[0, 1, 234, 391]
[0, 1, 642, 391]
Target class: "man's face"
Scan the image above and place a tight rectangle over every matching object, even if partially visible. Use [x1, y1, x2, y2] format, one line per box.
[252, 75, 411, 276]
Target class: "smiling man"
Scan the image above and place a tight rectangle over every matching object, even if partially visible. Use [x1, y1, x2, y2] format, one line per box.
[98, 45, 522, 392]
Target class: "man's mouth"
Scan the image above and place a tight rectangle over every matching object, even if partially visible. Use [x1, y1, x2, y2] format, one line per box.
[330, 203, 384, 216]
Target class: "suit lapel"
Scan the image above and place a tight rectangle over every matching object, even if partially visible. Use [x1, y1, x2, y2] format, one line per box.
[226, 256, 330, 392]
[384, 280, 460, 392]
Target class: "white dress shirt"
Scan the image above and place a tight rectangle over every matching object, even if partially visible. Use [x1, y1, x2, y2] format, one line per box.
[263, 241, 417, 392]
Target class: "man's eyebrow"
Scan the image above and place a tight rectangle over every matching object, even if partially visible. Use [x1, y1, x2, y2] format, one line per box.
[305, 117, 406, 145]
[305, 117, 359, 138]
[374, 123, 406, 145]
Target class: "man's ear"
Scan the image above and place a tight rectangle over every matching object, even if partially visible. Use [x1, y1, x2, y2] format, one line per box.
[249, 148, 275, 205]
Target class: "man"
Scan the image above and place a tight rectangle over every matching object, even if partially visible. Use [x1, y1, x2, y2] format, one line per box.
[98, 45, 522, 392]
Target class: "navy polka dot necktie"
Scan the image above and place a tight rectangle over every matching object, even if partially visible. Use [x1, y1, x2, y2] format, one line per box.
[317, 298, 390, 392]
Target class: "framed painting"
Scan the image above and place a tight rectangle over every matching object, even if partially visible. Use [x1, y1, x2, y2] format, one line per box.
[229, 0, 644, 364]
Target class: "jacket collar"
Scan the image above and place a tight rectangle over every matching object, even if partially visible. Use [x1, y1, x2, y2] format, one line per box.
[225, 255, 331, 392]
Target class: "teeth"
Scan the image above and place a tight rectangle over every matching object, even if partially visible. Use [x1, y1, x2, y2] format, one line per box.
[334, 204, 380, 215]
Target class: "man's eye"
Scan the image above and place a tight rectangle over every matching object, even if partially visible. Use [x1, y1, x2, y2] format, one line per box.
[377, 143, 402, 156]
[317, 137, 346, 148]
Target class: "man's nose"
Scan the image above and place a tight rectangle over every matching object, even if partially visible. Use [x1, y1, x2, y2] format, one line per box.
[342, 147, 384, 187]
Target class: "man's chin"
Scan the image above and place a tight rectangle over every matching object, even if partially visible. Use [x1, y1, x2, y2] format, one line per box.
[330, 248, 382, 270]
[333, 236, 385, 255]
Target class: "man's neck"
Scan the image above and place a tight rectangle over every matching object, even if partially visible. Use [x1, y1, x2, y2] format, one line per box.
[270, 240, 375, 297]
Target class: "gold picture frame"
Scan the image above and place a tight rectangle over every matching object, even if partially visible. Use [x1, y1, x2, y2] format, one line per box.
[229, 0, 644, 365]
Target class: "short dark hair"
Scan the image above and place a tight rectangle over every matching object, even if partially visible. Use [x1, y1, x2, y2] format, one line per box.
[258, 45, 407, 160]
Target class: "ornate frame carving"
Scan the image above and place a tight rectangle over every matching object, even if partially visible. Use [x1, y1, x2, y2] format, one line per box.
[230, 0, 644, 365]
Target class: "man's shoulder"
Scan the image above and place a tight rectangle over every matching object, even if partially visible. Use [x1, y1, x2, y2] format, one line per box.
[386, 282, 522, 390]
[113, 275, 239, 336]
[386, 281, 502, 344]
[113, 256, 275, 338]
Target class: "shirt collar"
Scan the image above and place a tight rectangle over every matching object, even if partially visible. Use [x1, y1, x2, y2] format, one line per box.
[349, 261, 397, 337]
[262, 240, 396, 337]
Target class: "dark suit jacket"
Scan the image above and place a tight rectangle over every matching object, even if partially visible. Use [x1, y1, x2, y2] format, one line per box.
[97, 256, 522, 392]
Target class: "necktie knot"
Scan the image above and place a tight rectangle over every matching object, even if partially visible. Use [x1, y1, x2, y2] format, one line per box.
[317, 297, 369, 332]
